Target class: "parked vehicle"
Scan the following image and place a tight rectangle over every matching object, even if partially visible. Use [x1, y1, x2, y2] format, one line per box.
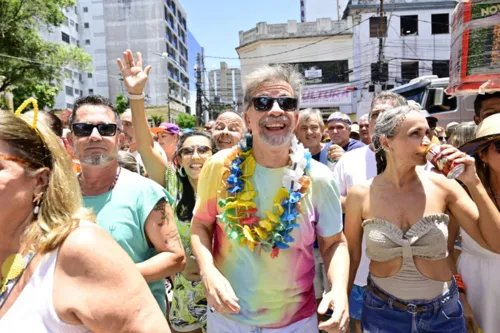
[391, 75, 476, 126]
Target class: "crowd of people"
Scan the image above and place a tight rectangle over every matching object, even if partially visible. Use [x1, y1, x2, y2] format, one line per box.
[0, 48, 499, 333]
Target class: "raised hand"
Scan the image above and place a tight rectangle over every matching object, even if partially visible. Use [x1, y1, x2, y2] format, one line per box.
[117, 49, 152, 95]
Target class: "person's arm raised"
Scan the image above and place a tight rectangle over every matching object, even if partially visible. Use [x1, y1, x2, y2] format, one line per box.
[117, 49, 168, 187]
[440, 145, 500, 253]
[55, 225, 172, 333]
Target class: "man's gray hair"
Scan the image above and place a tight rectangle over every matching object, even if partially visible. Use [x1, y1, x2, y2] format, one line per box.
[359, 114, 369, 123]
[368, 91, 407, 121]
[298, 108, 324, 127]
[243, 64, 304, 111]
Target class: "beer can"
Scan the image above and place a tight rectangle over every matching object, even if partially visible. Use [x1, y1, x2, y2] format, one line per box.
[425, 144, 464, 179]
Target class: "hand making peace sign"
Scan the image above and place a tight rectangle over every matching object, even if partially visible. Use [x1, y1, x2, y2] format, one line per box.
[117, 49, 152, 95]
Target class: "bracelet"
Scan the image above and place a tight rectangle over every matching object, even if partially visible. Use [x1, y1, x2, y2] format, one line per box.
[127, 92, 145, 100]
[453, 274, 467, 294]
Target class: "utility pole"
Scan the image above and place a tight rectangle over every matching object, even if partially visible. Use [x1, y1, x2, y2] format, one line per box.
[195, 52, 202, 127]
[377, 0, 385, 89]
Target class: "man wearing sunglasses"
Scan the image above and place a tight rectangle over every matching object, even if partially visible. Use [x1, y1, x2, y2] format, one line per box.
[191, 64, 349, 333]
[69, 94, 186, 315]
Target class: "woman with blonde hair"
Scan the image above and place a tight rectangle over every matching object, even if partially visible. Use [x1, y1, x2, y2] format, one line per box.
[0, 104, 171, 332]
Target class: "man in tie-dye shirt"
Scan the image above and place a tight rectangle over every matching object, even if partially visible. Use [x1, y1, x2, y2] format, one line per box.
[191, 64, 349, 333]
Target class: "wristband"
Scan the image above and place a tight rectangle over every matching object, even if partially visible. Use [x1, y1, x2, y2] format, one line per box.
[127, 92, 145, 100]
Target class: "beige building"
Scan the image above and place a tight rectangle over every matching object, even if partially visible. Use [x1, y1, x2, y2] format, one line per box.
[236, 18, 359, 118]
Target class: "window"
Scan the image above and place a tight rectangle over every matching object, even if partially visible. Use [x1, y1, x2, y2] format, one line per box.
[63, 16, 68, 26]
[66, 103, 74, 109]
[75, 89, 80, 95]
[85, 39, 90, 45]
[75, 23, 79, 32]
[77, 40, 80, 47]
[84, 22, 89, 28]
[64, 69, 72, 78]
[88, 89, 94, 95]
[83, 7, 88, 12]
[65, 86, 74, 96]
[369, 17, 387, 38]
[88, 72, 93, 78]
[400, 15, 418, 36]
[70, 20, 75, 26]
[432, 60, 450, 78]
[290, 60, 349, 84]
[425, 88, 457, 113]
[61, 32, 70, 43]
[371, 62, 389, 82]
[401, 62, 419, 83]
[432, 14, 449, 34]
[73, 71, 78, 78]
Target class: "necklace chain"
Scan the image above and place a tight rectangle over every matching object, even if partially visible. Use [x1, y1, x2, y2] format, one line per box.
[79, 167, 122, 196]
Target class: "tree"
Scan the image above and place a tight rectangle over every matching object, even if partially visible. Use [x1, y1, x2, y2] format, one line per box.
[151, 114, 165, 126]
[0, 0, 92, 106]
[115, 93, 128, 114]
[175, 113, 196, 129]
[13, 82, 59, 110]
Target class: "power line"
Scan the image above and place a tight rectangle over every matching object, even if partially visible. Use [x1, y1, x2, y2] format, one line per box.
[204, 15, 376, 60]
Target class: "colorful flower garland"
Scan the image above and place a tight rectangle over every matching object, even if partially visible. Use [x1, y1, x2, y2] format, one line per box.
[217, 135, 312, 258]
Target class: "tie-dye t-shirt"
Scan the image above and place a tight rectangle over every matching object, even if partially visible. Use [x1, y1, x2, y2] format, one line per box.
[193, 149, 343, 328]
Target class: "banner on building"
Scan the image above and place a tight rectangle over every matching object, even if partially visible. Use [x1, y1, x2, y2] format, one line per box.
[300, 83, 352, 108]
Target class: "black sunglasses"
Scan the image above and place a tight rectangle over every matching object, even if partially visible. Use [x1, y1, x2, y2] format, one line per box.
[179, 145, 212, 157]
[72, 123, 118, 137]
[251, 96, 298, 112]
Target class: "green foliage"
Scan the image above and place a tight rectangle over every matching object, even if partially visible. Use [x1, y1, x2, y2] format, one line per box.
[0, 0, 92, 106]
[13, 82, 59, 110]
[175, 113, 196, 129]
[151, 114, 165, 127]
[115, 93, 128, 114]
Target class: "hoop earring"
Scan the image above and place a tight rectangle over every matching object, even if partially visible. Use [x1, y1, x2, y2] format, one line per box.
[178, 167, 186, 177]
[33, 192, 44, 215]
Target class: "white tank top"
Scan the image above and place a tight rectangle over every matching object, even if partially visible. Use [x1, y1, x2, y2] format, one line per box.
[0, 233, 93, 332]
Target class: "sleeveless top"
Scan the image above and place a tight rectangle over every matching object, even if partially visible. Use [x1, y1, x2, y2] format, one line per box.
[0, 222, 94, 332]
[362, 214, 452, 300]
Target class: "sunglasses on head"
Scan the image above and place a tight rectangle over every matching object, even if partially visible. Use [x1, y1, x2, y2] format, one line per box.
[438, 136, 448, 142]
[72, 123, 118, 137]
[179, 145, 212, 157]
[251, 96, 298, 112]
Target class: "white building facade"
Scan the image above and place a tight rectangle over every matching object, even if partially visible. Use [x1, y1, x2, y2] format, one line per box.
[237, 18, 358, 120]
[347, 0, 456, 117]
[206, 62, 243, 110]
[301, 0, 351, 22]
[39, 4, 85, 110]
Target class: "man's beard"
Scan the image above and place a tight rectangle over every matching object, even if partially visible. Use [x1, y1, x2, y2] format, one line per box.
[80, 154, 115, 166]
[258, 116, 293, 147]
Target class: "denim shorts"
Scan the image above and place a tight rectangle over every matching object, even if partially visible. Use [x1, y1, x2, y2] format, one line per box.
[361, 278, 466, 333]
[349, 284, 364, 320]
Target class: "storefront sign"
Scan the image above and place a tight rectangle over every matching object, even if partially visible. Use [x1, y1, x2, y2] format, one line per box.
[300, 84, 352, 108]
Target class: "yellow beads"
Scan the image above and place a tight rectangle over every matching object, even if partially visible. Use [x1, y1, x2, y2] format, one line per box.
[1, 254, 25, 293]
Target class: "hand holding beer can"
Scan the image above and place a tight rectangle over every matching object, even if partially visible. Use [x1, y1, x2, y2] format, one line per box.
[425, 144, 465, 179]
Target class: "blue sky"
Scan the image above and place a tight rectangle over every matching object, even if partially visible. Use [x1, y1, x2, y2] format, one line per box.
[181, 0, 300, 71]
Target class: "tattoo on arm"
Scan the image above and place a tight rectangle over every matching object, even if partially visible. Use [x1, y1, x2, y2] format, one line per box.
[152, 199, 173, 227]
[164, 230, 183, 250]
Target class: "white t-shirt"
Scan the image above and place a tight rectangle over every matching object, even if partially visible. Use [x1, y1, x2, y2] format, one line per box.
[333, 146, 434, 287]
[333, 145, 375, 287]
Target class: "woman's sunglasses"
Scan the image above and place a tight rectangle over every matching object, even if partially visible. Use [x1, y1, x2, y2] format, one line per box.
[72, 123, 118, 137]
[251, 96, 298, 112]
[179, 145, 212, 157]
